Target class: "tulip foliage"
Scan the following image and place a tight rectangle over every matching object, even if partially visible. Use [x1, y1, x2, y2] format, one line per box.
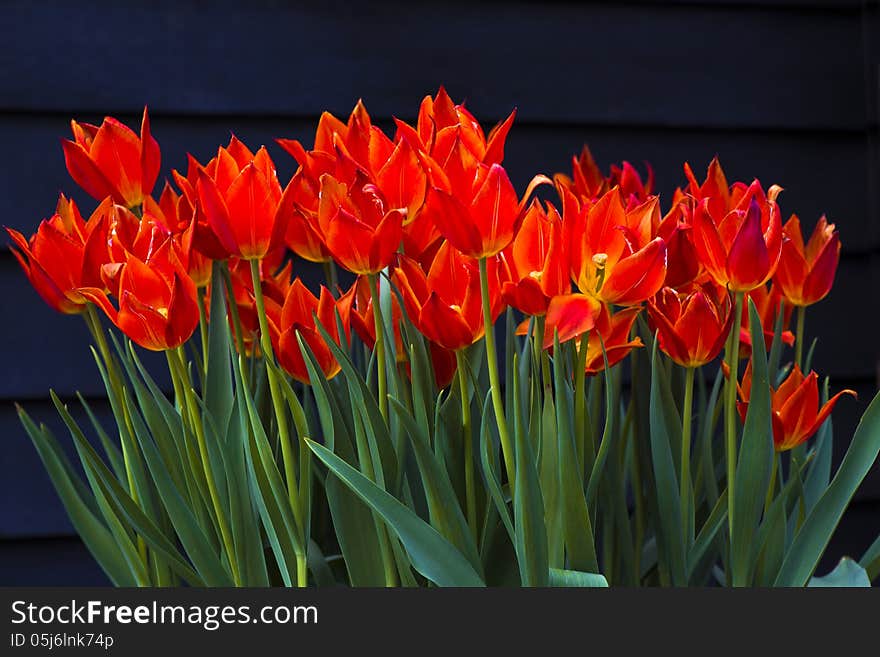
[10, 93, 880, 588]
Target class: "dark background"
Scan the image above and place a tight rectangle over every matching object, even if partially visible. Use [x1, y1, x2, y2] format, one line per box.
[1, 0, 878, 585]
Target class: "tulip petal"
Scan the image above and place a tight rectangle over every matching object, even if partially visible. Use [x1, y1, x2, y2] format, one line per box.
[802, 232, 839, 305]
[727, 199, 769, 291]
[544, 294, 600, 348]
[419, 291, 477, 351]
[600, 237, 667, 305]
[225, 164, 278, 259]
[62, 140, 119, 204]
[139, 107, 161, 198]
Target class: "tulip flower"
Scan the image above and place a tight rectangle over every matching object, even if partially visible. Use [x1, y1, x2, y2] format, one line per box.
[316, 173, 404, 275]
[145, 184, 212, 288]
[391, 242, 504, 352]
[774, 214, 840, 308]
[648, 285, 733, 368]
[574, 305, 643, 376]
[190, 138, 284, 260]
[397, 86, 515, 169]
[501, 199, 569, 316]
[736, 362, 855, 452]
[683, 156, 732, 221]
[564, 187, 668, 306]
[423, 159, 545, 260]
[278, 101, 431, 261]
[62, 107, 161, 209]
[276, 279, 353, 384]
[554, 145, 653, 207]
[78, 239, 199, 351]
[692, 181, 782, 292]
[6, 195, 109, 314]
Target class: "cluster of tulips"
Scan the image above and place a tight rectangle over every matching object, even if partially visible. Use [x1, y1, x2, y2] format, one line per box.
[10, 88, 880, 587]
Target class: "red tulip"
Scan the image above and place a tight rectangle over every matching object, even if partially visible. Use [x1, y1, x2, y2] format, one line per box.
[736, 362, 855, 452]
[648, 285, 733, 368]
[500, 199, 569, 316]
[564, 187, 667, 306]
[278, 100, 430, 260]
[190, 138, 284, 260]
[391, 242, 504, 352]
[423, 158, 545, 260]
[144, 184, 212, 288]
[774, 214, 840, 307]
[316, 173, 404, 275]
[687, 159, 783, 293]
[79, 239, 199, 351]
[62, 107, 160, 209]
[7, 195, 109, 314]
[400, 87, 515, 169]
[276, 279, 353, 384]
[554, 145, 653, 207]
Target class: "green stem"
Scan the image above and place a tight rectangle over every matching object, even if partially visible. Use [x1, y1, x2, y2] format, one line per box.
[196, 286, 209, 375]
[724, 292, 744, 540]
[296, 553, 309, 588]
[322, 260, 339, 293]
[455, 350, 477, 537]
[575, 333, 591, 478]
[794, 305, 806, 371]
[219, 261, 247, 361]
[367, 274, 388, 421]
[478, 258, 515, 491]
[170, 347, 240, 586]
[249, 260, 303, 534]
[680, 366, 696, 540]
[84, 306, 148, 567]
[351, 411, 398, 587]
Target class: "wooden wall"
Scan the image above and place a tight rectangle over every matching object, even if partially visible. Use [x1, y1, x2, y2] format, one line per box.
[1, 0, 877, 583]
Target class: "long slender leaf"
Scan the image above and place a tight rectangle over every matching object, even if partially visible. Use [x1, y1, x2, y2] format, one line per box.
[775, 388, 880, 586]
[307, 439, 485, 587]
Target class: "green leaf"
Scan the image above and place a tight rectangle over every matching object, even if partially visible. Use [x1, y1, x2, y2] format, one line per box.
[731, 299, 775, 586]
[50, 395, 203, 586]
[807, 557, 871, 587]
[548, 567, 609, 587]
[803, 380, 833, 513]
[205, 262, 235, 430]
[775, 387, 880, 586]
[324, 474, 386, 586]
[388, 397, 482, 575]
[648, 337, 686, 586]
[512, 353, 549, 587]
[307, 438, 485, 587]
[478, 391, 514, 544]
[18, 407, 136, 586]
[552, 334, 598, 573]
[687, 489, 728, 583]
[233, 352, 303, 586]
[859, 533, 880, 582]
[539, 393, 564, 568]
[119, 390, 234, 586]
